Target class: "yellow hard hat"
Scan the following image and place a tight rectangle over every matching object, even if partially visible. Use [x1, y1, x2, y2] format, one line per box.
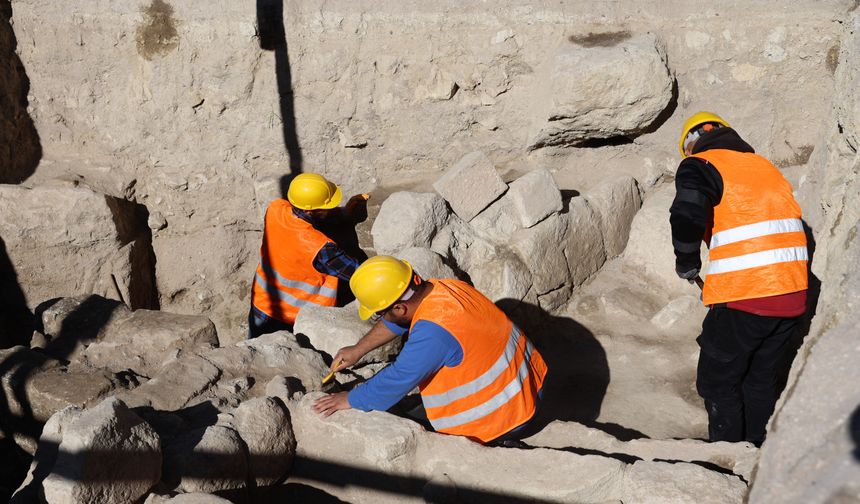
[678, 111, 730, 157]
[349, 256, 414, 320]
[287, 173, 343, 210]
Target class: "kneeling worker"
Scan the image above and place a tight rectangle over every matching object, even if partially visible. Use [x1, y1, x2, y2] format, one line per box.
[313, 256, 548, 444]
[249, 173, 366, 338]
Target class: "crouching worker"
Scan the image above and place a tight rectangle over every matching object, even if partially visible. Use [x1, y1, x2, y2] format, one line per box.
[312, 256, 548, 445]
[249, 173, 367, 338]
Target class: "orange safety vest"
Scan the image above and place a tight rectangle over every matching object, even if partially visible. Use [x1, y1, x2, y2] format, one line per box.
[693, 150, 808, 305]
[411, 279, 548, 443]
[251, 199, 338, 324]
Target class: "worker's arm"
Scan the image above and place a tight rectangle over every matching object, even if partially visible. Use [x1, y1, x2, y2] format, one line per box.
[312, 242, 362, 282]
[313, 321, 463, 417]
[669, 157, 722, 278]
[329, 318, 403, 372]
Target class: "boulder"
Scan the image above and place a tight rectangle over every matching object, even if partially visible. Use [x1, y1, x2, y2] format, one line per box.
[232, 397, 296, 486]
[0, 184, 154, 311]
[507, 168, 563, 228]
[432, 151, 507, 222]
[163, 424, 248, 494]
[36, 295, 132, 362]
[585, 176, 643, 258]
[24, 366, 120, 423]
[81, 309, 218, 377]
[468, 253, 532, 303]
[621, 460, 747, 504]
[42, 397, 161, 504]
[510, 213, 571, 296]
[118, 355, 220, 410]
[145, 493, 234, 504]
[371, 191, 450, 255]
[468, 191, 525, 244]
[293, 304, 401, 365]
[563, 197, 607, 286]
[528, 33, 673, 149]
[396, 247, 457, 280]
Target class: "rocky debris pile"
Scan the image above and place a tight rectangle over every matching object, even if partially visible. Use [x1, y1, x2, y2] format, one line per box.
[371, 152, 643, 312]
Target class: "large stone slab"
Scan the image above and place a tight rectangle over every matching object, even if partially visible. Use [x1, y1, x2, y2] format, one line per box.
[507, 168, 563, 228]
[433, 151, 507, 222]
[231, 397, 296, 487]
[82, 309, 218, 377]
[0, 184, 155, 312]
[36, 295, 132, 362]
[118, 355, 220, 410]
[468, 253, 532, 303]
[510, 213, 571, 296]
[585, 176, 642, 258]
[293, 304, 401, 365]
[42, 397, 161, 504]
[528, 33, 673, 149]
[371, 191, 450, 255]
[563, 197, 607, 287]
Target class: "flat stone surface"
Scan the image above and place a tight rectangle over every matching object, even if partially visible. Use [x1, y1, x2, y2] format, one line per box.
[510, 213, 570, 295]
[563, 197, 607, 287]
[432, 151, 507, 222]
[507, 168, 563, 228]
[585, 176, 642, 258]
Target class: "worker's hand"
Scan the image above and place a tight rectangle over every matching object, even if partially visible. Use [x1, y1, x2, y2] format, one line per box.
[675, 264, 700, 283]
[313, 391, 352, 417]
[344, 194, 369, 223]
[332, 345, 363, 371]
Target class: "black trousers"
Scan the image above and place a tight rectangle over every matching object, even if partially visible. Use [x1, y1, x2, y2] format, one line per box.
[696, 306, 800, 446]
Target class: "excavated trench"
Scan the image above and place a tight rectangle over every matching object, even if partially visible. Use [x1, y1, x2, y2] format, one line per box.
[2, 1, 859, 503]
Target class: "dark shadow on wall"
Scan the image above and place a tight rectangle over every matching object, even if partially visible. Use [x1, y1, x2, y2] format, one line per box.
[0, 236, 33, 348]
[851, 403, 860, 463]
[256, 0, 303, 195]
[493, 299, 639, 440]
[0, 0, 42, 184]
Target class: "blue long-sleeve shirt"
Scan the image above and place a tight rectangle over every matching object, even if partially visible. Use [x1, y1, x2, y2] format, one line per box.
[348, 319, 464, 411]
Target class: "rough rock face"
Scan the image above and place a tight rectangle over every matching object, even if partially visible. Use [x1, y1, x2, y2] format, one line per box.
[528, 33, 674, 149]
[371, 191, 450, 255]
[433, 151, 507, 222]
[232, 396, 296, 487]
[163, 424, 248, 494]
[294, 304, 401, 365]
[42, 397, 162, 504]
[0, 185, 155, 316]
[0, 0, 40, 184]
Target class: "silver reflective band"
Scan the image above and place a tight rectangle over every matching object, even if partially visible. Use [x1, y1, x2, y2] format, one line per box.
[429, 342, 534, 431]
[259, 260, 338, 299]
[710, 218, 804, 249]
[422, 326, 522, 409]
[707, 246, 808, 275]
[254, 272, 312, 308]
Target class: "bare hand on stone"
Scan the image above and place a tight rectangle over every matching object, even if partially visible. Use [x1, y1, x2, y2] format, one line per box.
[313, 391, 351, 417]
[332, 345, 362, 370]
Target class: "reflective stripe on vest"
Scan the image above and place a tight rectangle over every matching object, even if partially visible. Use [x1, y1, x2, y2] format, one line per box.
[422, 325, 523, 409]
[707, 246, 808, 275]
[709, 218, 804, 249]
[429, 332, 535, 431]
[258, 259, 338, 300]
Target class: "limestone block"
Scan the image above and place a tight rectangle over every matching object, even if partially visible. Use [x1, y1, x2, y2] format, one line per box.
[42, 398, 161, 504]
[0, 185, 154, 311]
[119, 355, 220, 410]
[163, 425, 248, 494]
[231, 332, 330, 392]
[622, 184, 706, 296]
[0, 346, 60, 431]
[621, 460, 746, 504]
[525, 421, 759, 481]
[12, 406, 83, 503]
[232, 397, 296, 486]
[585, 176, 643, 258]
[37, 295, 132, 362]
[507, 169, 563, 228]
[468, 253, 532, 303]
[432, 151, 507, 222]
[82, 309, 218, 377]
[650, 295, 707, 332]
[371, 191, 450, 255]
[396, 247, 457, 280]
[146, 493, 233, 504]
[528, 33, 673, 149]
[563, 197, 607, 286]
[469, 191, 524, 244]
[294, 304, 401, 365]
[511, 213, 570, 295]
[25, 367, 119, 423]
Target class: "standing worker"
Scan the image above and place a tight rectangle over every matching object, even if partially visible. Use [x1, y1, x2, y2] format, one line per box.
[249, 173, 367, 338]
[313, 256, 548, 445]
[670, 112, 808, 446]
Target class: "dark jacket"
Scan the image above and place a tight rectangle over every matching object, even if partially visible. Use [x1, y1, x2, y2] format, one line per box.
[669, 127, 754, 271]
